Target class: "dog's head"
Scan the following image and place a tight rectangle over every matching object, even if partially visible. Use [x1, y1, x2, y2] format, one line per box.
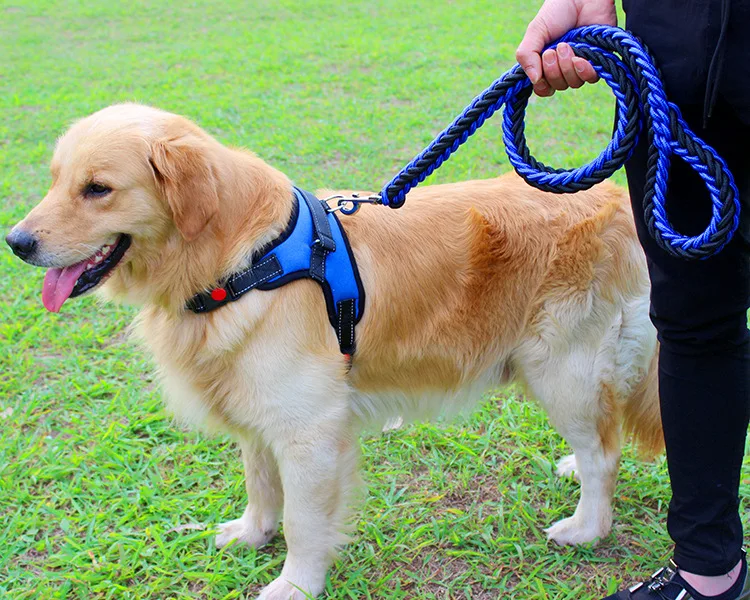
[6, 103, 221, 312]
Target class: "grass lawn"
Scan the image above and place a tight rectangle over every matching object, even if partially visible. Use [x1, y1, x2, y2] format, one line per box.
[1, 1, 747, 598]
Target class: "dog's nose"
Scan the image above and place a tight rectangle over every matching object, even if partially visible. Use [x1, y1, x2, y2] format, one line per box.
[5, 229, 38, 260]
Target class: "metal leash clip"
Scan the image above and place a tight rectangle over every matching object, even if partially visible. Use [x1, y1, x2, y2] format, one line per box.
[323, 192, 383, 215]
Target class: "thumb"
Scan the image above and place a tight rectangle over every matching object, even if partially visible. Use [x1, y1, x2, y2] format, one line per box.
[515, 18, 551, 85]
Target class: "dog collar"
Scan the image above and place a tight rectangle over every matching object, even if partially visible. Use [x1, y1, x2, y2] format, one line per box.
[186, 187, 365, 356]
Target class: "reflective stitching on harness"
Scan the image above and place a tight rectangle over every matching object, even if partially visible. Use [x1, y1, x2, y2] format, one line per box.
[337, 301, 343, 346]
[233, 265, 282, 295]
[349, 300, 354, 347]
[228, 256, 278, 284]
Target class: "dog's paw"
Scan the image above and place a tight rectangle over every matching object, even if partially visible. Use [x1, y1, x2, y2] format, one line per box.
[555, 454, 580, 481]
[215, 516, 277, 549]
[255, 576, 322, 600]
[545, 515, 607, 546]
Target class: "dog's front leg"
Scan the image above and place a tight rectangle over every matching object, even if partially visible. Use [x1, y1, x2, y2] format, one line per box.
[216, 433, 283, 549]
[255, 426, 358, 600]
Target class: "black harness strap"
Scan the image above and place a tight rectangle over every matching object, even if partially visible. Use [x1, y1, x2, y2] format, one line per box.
[336, 298, 356, 356]
[227, 255, 283, 297]
[297, 188, 336, 283]
[186, 255, 283, 313]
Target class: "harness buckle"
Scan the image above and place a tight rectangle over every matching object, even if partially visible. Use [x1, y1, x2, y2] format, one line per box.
[322, 193, 383, 215]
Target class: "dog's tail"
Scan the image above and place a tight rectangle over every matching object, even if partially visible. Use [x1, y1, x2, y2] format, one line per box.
[623, 343, 664, 458]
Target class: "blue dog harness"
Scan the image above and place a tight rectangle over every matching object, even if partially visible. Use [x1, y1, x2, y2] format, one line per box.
[186, 187, 365, 356]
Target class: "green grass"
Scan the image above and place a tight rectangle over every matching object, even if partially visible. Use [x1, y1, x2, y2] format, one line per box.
[0, 1, 747, 598]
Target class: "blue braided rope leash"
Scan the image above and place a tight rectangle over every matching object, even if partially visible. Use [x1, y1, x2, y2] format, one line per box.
[334, 26, 740, 260]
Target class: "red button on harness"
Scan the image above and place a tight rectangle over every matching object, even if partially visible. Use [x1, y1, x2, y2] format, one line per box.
[210, 288, 227, 302]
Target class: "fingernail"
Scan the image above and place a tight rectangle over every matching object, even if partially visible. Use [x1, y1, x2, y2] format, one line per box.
[527, 67, 540, 84]
[543, 51, 555, 66]
[535, 81, 549, 93]
[574, 60, 585, 74]
[558, 44, 570, 58]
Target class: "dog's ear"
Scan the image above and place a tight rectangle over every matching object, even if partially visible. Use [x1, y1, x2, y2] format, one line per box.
[149, 134, 219, 241]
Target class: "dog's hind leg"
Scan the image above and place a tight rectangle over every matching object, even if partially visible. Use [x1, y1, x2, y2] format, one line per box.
[256, 419, 359, 600]
[517, 343, 623, 546]
[216, 433, 283, 549]
[544, 393, 621, 546]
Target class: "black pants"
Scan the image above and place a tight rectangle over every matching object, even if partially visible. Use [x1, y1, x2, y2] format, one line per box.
[625, 0, 750, 577]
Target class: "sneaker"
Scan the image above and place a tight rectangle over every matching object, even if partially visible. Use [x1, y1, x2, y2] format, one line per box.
[603, 555, 750, 600]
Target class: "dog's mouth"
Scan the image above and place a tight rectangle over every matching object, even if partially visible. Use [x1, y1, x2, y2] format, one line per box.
[42, 234, 131, 313]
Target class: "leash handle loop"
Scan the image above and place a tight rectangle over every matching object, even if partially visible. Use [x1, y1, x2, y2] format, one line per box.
[377, 25, 740, 260]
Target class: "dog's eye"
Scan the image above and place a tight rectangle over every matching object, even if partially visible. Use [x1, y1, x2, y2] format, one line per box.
[83, 183, 112, 198]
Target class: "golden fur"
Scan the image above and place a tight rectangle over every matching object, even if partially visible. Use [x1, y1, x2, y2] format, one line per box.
[10, 104, 663, 600]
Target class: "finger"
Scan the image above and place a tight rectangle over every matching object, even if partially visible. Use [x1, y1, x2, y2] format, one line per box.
[534, 79, 555, 97]
[573, 57, 599, 84]
[556, 43, 585, 89]
[516, 18, 550, 84]
[542, 48, 568, 91]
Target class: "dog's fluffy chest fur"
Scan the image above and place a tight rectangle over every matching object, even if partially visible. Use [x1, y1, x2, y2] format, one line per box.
[137, 297, 275, 430]
[136, 288, 351, 436]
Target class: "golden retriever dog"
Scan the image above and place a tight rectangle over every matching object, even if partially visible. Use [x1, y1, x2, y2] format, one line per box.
[7, 103, 662, 600]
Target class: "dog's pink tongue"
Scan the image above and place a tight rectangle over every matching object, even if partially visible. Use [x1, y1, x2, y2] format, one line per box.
[42, 262, 88, 313]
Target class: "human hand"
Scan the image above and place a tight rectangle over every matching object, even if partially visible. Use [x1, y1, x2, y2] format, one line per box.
[515, 0, 617, 97]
